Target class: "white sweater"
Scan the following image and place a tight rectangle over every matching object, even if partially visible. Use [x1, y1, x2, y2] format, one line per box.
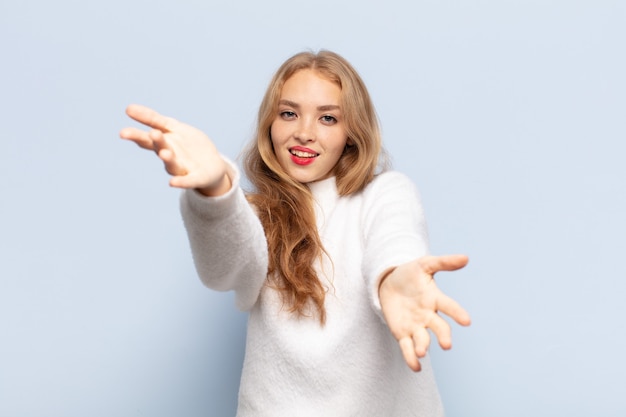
[180, 162, 444, 417]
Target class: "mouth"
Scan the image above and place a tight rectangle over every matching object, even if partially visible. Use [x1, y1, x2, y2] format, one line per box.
[289, 148, 319, 158]
[289, 147, 318, 166]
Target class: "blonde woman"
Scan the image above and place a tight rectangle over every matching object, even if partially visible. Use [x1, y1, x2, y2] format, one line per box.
[121, 50, 470, 417]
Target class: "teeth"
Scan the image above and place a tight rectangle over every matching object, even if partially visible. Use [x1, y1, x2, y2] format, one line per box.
[290, 149, 317, 158]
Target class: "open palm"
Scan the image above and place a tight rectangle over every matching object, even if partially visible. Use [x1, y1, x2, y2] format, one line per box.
[379, 254, 471, 371]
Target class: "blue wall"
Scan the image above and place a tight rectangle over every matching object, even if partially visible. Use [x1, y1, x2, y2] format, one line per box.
[1, 1, 625, 416]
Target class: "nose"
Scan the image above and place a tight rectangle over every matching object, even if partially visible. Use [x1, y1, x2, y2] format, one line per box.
[294, 117, 316, 143]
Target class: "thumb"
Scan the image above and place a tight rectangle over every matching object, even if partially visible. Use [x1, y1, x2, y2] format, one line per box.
[419, 254, 469, 275]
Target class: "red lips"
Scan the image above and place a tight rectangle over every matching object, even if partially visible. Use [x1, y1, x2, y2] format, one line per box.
[289, 146, 318, 166]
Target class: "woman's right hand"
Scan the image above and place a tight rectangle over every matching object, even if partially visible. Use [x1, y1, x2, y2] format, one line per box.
[120, 104, 231, 196]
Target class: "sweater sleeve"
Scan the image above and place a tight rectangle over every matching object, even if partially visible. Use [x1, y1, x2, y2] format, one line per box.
[179, 158, 268, 311]
[361, 171, 430, 315]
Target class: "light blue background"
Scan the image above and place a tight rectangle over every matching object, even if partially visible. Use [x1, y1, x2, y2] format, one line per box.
[1, 1, 624, 416]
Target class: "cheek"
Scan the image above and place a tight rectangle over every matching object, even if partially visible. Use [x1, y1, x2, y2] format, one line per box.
[334, 133, 350, 155]
[269, 122, 285, 146]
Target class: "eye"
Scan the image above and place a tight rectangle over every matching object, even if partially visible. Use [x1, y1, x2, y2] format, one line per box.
[280, 111, 297, 120]
[320, 115, 337, 125]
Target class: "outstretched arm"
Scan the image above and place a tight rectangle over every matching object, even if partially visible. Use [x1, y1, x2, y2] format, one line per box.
[120, 104, 231, 196]
[379, 254, 471, 372]
[122, 104, 269, 309]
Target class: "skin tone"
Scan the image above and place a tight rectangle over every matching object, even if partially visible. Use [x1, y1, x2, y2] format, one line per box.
[379, 256, 471, 371]
[120, 105, 231, 197]
[270, 69, 349, 184]
[120, 71, 471, 372]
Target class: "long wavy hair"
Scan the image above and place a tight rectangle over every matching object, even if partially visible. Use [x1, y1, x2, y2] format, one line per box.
[243, 50, 387, 324]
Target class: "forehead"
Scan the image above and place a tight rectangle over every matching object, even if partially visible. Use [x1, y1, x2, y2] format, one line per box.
[280, 69, 342, 102]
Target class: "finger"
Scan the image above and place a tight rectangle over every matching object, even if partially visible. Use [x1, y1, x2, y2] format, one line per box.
[119, 127, 154, 150]
[159, 148, 187, 177]
[426, 314, 453, 350]
[150, 129, 168, 152]
[412, 326, 431, 358]
[150, 129, 180, 156]
[125, 104, 176, 132]
[419, 254, 469, 275]
[399, 337, 421, 372]
[151, 132, 186, 176]
[147, 130, 188, 177]
[169, 175, 193, 189]
[437, 293, 472, 327]
[170, 171, 206, 189]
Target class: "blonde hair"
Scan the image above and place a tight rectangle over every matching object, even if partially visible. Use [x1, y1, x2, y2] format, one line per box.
[243, 50, 387, 324]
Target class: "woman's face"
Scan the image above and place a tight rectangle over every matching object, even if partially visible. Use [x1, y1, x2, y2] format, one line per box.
[270, 69, 348, 184]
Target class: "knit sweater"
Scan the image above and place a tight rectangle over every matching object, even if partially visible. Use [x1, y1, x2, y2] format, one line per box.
[180, 162, 444, 417]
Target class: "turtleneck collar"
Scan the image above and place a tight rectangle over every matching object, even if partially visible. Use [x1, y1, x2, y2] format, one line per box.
[307, 176, 339, 230]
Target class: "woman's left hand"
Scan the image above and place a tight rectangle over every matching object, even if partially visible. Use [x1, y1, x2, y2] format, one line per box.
[379, 254, 471, 372]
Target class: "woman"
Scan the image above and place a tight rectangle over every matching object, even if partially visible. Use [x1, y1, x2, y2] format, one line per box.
[120, 50, 470, 416]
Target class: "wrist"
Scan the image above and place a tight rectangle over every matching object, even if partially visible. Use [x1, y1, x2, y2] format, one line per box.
[378, 267, 397, 296]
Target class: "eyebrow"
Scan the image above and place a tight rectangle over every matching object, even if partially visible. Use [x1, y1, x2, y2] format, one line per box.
[278, 99, 341, 112]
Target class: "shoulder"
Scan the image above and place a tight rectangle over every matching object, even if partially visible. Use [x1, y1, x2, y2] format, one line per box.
[356, 170, 426, 231]
[356, 171, 427, 233]
[361, 170, 421, 201]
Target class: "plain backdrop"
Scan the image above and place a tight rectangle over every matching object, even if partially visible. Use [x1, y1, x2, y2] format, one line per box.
[1, 1, 625, 416]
